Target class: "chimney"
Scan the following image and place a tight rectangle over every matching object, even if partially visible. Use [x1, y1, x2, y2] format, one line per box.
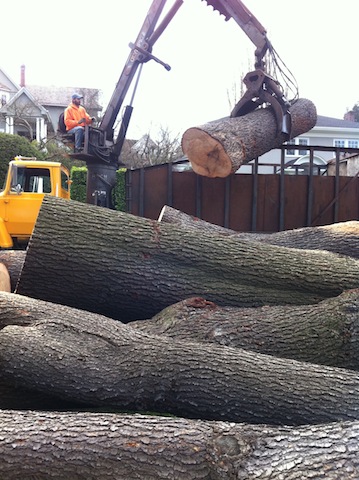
[344, 111, 355, 122]
[20, 65, 25, 87]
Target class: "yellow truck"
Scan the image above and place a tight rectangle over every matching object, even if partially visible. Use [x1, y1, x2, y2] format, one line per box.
[0, 157, 71, 248]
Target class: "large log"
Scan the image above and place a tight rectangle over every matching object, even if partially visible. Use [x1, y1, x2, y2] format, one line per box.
[181, 98, 317, 177]
[131, 290, 359, 370]
[0, 250, 25, 291]
[0, 410, 358, 479]
[159, 205, 359, 259]
[2, 291, 359, 425]
[16, 197, 359, 322]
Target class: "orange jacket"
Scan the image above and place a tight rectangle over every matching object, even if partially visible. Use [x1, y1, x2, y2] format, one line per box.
[64, 103, 92, 131]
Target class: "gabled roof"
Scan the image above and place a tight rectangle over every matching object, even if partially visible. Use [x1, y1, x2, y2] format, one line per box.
[0, 87, 49, 116]
[0, 67, 20, 92]
[26, 85, 102, 110]
[315, 115, 359, 129]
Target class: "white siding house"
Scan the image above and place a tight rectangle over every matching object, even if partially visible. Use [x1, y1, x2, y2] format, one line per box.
[0, 66, 102, 143]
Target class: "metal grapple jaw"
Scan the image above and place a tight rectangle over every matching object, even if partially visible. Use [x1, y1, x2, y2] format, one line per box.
[231, 69, 292, 139]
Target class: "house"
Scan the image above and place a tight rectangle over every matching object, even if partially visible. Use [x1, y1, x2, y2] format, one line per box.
[237, 114, 359, 175]
[0, 65, 102, 143]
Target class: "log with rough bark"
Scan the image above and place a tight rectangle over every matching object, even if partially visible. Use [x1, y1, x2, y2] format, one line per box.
[1, 410, 359, 480]
[16, 196, 359, 322]
[2, 291, 359, 425]
[159, 205, 359, 259]
[181, 98, 317, 177]
[0, 250, 26, 291]
[131, 290, 359, 370]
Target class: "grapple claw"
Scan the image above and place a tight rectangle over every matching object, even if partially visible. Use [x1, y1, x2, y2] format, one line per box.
[201, 0, 231, 20]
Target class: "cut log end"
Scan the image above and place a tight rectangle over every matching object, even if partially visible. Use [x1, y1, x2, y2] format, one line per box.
[0, 263, 11, 293]
[181, 128, 233, 178]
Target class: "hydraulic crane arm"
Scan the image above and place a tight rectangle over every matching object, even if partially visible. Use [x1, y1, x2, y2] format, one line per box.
[78, 0, 298, 208]
[99, 0, 184, 139]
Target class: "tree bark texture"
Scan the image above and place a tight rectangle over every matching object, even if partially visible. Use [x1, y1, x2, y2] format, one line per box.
[2, 292, 359, 426]
[131, 290, 359, 370]
[181, 98, 317, 177]
[0, 250, 25, 291]
[16, 197, 359, 322]
[0, 410, 358, 480]
[159, 205, 359, 259]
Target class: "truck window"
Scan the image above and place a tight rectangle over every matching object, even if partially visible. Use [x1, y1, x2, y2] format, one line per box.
[61, 170, 70, 192]
[16, 167, 52, 194]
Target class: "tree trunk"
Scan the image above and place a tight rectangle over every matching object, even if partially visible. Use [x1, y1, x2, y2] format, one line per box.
[159, 205, 359, 259]
[16, 197, 359, 322]
[131, 290, 359, 370]
[181, 98, 317, 177]
[0, 250, 26, 291]
[0, 410, 358, 480]
[2, 291, 359, 425]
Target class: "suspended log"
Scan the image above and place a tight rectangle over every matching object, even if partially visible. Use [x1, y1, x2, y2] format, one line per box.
[1, 410, 359, 480]
[159, 205, 359, 259]
[131, 290, 359, 370]
[0, 250, 26, 291]
[181, 98, 317, 178]
[16, 197, 359, 322]
[2, 292, 359, 425]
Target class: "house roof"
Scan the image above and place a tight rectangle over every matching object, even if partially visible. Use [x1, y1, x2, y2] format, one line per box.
[315, 115, 359, 129]
[25, 85, 102, 110]
[0, 87, 49, 117]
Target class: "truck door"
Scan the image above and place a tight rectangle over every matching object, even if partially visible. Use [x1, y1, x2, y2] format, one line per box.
[5, 166, 51, 239]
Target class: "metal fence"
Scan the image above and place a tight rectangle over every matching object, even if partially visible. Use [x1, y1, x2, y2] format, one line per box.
[125, 145, 359, 232]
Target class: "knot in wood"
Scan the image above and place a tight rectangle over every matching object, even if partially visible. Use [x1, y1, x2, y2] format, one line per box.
[214, 434, 252, 457]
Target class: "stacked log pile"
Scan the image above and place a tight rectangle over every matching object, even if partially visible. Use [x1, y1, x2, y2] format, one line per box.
[0, 195, 359, 478]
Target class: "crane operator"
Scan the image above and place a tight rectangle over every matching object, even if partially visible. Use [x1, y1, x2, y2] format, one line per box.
[64, 93, 94, 153]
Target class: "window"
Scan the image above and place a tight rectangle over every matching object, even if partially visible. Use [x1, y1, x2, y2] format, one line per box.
[298, 138, 309, 155]
[334, 139, 359, 148]
[286, 137, 309, 156]
[1, 95, 6, 106]
[15, 167, 52, 193]
[61, 170, 69, 191]
[286, 140, 296, 155]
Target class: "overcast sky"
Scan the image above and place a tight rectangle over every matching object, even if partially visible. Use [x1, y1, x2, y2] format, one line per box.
[3, 1, 358, 139]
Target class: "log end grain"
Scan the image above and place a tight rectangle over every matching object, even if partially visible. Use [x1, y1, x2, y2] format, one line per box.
[181, 128, 233, 178]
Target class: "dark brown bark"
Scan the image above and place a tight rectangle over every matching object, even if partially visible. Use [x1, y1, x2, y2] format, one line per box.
[16, 197, 359, 322]
[0, 410, 358, 480]
[2, 291, 359, 425]
[0, 250, 25, 291]
[131, 290, 359, 370]
[181, 98, 317, 177]
[159, 205, 359, 259]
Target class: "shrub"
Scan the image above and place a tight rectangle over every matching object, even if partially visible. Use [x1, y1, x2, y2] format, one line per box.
[0, 133, 45, 187]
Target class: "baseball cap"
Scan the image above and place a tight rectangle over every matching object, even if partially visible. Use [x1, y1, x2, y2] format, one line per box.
[72, 93, 83, 100]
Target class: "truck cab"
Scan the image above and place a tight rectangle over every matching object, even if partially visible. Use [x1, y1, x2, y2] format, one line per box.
[0, 157, 71, 248]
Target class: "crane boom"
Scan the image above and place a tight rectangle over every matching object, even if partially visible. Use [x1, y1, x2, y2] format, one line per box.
[72, 0, 297, 208]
